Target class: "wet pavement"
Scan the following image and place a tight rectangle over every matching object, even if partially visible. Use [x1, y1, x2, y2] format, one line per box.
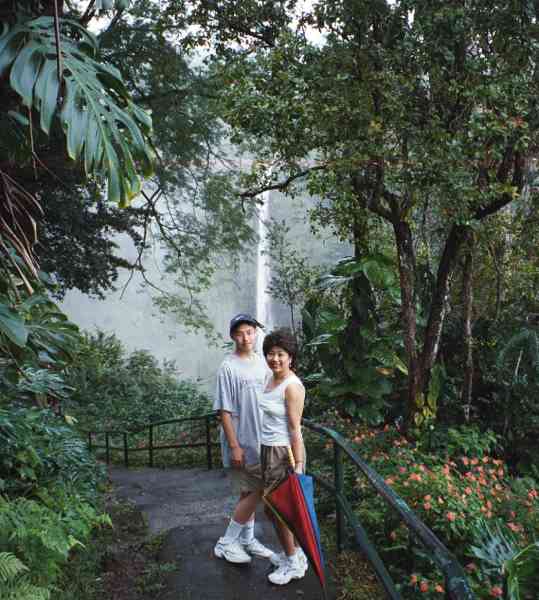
[110, 466, 332, 600]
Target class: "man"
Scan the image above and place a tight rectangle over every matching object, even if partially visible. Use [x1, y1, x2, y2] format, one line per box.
[213, 313, 275, 564]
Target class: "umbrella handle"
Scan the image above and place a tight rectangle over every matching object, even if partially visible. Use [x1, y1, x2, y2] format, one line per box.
[287, 446, 295, 469]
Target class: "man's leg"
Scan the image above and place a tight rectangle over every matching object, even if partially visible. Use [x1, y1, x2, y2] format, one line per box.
[215, 472, 273, 563]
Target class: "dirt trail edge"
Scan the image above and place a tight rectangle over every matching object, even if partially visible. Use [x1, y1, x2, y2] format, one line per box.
[110, 466, 333, 600]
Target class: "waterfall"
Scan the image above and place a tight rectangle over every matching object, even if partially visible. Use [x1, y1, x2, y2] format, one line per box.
[256, 190, 272, 351]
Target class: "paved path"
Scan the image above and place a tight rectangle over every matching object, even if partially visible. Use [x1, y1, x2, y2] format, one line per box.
[110, 466, 333, 600]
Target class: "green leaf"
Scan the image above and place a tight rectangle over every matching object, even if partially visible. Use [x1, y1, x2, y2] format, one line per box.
[9, 43, 43, 107]
[34, 59, 59, 134]
[0, 303, 28, 347]
[4, 16, 154, 206]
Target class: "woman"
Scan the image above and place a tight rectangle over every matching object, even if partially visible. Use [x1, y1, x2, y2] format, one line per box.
[259, 328, 308, 585]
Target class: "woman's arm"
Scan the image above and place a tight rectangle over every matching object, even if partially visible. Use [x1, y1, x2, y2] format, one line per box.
[285, 382, 305, 471]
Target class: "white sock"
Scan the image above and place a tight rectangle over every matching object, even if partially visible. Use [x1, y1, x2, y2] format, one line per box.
[222, 519, 243, 542]
[287, 551, 300, 567]
[239, 519, 255, 544]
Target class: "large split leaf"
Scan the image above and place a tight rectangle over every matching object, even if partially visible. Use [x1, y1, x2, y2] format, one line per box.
[0, 16, 154, 206]
[94, 0, 131, 11]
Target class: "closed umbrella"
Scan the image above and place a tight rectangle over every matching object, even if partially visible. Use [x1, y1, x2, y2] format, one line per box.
[263, 451, 327, 597]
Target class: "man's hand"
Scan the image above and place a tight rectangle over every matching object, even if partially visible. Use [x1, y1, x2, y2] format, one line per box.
[230, 446, 244, 468]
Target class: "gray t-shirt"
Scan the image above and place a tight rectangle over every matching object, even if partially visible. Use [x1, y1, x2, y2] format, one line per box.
[213, 353, 269, 467]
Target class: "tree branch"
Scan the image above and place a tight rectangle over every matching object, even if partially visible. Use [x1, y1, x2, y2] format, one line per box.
[239, 166, 326, 199]
[475, 151, 523, 220]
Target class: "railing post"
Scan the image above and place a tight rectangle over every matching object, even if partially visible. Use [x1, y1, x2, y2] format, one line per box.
[105, 432, 110, 465]
[334, 441, 345, 553]
[149, 425, 154, 467]
[123, 432, 129, 468]
[205, 415, 213, 470]
[88, 432, 92, 452]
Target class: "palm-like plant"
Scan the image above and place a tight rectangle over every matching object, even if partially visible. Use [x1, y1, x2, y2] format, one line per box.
[0, 0, 154, 286]
[470, 519, 539, 599]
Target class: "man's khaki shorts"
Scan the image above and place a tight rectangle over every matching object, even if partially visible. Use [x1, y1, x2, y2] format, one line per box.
[229, 462, 264, 495]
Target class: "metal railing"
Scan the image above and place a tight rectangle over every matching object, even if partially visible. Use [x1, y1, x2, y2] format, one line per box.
[303, 419, 476, 600]
[86, 413, 475, 599]
[86, 411, 220, 470]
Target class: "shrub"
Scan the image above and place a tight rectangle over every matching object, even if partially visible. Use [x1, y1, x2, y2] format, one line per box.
[65, 331, 211, 431]
[309, 411, 539, 599]
[0, 406, 110, 598]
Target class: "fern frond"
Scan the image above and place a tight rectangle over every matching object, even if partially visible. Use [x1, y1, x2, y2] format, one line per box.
[1, 575, 51, 600]
[0, 552, 28, 582]
[497, 328, 539, 376]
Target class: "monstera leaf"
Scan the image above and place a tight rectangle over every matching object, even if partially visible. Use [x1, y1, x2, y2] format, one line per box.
[94, 0, 131, 10]
[0, 16, 153, 206]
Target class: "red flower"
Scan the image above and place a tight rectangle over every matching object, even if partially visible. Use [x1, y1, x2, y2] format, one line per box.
[489, 586, 503, 597]
[446, 512, 456, 522]
[420, 581, 429, 592]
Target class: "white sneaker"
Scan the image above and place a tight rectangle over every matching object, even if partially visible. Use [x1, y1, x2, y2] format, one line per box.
[268, 556, 306, 585]
[270, 549, 308, 570]
[214, 538, 252, 564]
[241, 538, 275, 559]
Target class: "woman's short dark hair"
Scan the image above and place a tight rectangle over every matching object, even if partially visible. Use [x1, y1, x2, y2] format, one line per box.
[262, 328, 298, 369]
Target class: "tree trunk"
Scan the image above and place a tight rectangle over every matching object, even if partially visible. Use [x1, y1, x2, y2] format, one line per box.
[421, 224, 471, 375]
[343, 215, 373, 350]
[395, 220, 472, 429]
[393, 220, 421, 427]
[461, 236, 475, 422]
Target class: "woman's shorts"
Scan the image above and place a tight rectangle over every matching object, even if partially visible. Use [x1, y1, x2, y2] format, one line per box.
[229, 462, 264, 495]
[261, 445, 305, 493]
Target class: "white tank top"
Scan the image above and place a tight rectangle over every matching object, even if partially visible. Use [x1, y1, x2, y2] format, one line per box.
[258, 374, 304, 446]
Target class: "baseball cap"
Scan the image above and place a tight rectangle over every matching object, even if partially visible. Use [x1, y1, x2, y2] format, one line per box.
[229, 313, 264, 336]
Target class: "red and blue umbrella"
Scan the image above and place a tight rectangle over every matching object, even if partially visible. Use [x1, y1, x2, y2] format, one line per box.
[264, 470, 327, 597]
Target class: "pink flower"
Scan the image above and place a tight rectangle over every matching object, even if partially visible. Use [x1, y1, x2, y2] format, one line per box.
[435, 584, 445, 593]
[461, 457, 469, 466]
[508, 522, 523, 532]
[420, 581, 429, 592]
[446, 512, 456, 522]
[471, 458, 479, 465]
[424, 494, 432, 502]
[464, 487, 473, 496]
[399, 466, 407, 474]
[385, 477, 395, 485]
[423, 502, 432, 511]
[490, 586, 503, 598]
[389, 531, 397, 541]
[410, 574, 418, 585]
[465, 562, 477, 572]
